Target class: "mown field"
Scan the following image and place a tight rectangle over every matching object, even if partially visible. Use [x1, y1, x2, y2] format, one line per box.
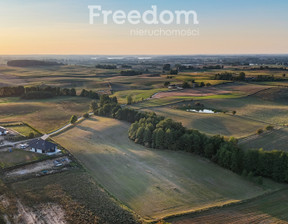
[0, 97, 90, 133]
[0, 149, 45, 168]
[53, 116, 284, 221]
[201, 96, 288, 125]
[240, 128, 288, 151]
[168, 189, 288, 224]
[141, 107, 266, 138]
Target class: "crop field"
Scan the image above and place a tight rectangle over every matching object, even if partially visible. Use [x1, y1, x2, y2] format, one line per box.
[168, 189, 288, 224]
[240, 128, 288, 151]
[3, 170, 139, 224]
[200, 95, 288, 125]
[53, 116, 284, 221]
[0, 97, 90, 133]
[141, 107, 265, 138]
[112, 88, 167, 104]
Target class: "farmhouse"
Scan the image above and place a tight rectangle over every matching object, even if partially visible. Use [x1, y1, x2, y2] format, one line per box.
[0, 126, 8, 136]
[28, 138, 58, 154]
[168, 84, 183, 90]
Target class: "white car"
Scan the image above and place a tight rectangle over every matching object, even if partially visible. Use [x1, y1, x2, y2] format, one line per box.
[20, 144, 28, 149]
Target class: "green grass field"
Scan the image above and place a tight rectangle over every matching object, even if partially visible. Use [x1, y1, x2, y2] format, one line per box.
[53, 116, 284, 220]
[8, 124, 40, 137]
[112, 88, 167, 104]
[168, 189, 288, 224]
[0, 149, 45, 168]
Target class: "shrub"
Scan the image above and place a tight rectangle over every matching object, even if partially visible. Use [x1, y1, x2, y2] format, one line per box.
[28, 132, 35, 139]
[70, 115, 78, 124]
[265, 125, 274, 131]
[83, 113, 89, 119]
[257, 129, 264, 135]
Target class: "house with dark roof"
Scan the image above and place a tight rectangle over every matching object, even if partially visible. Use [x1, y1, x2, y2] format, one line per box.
[28, 138, 58, 154]
[0, 126, 8, 136]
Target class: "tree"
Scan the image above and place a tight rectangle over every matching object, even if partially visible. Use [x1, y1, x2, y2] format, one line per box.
[135, 127, 145, 144]
[163, 64, 171, 71]
[239, 72, 246, 81]
[90, 100, 98, 112]
[127, 95, 133, 105]
[28, 132, 35, 139]
[257, 128, 264, 135]
[99, 95, 111, 107]
[143, 127, 152, 147]
[83, 113, 89, 118]
[232, 111, 237, 115]
[153, 128, 165, 149]
[164, 81, 170, 87]
[182, 81, 190, 88]
[265, 125, 274, 131]
[170, 69, 178, 75]
[70, 88, 76, 96]
[70, 115, 78, 124]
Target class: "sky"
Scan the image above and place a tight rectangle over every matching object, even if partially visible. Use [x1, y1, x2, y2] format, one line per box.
[0, 0, 287, 55]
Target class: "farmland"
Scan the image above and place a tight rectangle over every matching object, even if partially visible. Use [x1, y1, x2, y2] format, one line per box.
[0, 56, 288, 223]
[53, 116, 284, 221]
[0, 170, 140, 224]
[141, 107, 266, 138]
[0, 97, 90, 133]
[168, 189, 288, 224]
[240, 128, 288, 151]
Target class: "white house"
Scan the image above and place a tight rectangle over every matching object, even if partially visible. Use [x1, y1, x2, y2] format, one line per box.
[28, 138, 58, 154]
[0, 127, 8, 136]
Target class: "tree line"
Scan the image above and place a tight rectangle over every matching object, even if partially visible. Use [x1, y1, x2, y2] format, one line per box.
[0, 86, 76, 99]
[93, 95, 288, 184]
[214, 72, 246, 81]
[0, 85, 103, 100]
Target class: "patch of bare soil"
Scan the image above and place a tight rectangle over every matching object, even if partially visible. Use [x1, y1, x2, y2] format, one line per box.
[5, 156, 71, 178]
[152, 88, 230, 99]
[14, 201, 66, 224]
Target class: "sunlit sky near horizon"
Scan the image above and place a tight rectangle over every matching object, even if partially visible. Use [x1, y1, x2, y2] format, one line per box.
[0, 0, 287, 55]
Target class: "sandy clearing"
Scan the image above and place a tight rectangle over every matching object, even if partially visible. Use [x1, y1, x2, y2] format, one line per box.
[5, 156, 70, 178]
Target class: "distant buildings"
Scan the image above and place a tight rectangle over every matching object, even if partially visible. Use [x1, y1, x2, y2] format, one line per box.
[168, 84, 183, 90]
[0, 126, 8, 136]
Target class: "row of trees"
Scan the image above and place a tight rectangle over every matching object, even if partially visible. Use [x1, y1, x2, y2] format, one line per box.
[79, 89, 100, 99]
[0, 86, 76, 99]
[120, 70, 143, 76]
[93, 95, 288, 184]
[214, 72, 246, 81]
[96, 64, 117, 69]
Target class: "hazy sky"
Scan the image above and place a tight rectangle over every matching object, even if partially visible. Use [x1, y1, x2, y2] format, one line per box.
[0, 0, 287, 55]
